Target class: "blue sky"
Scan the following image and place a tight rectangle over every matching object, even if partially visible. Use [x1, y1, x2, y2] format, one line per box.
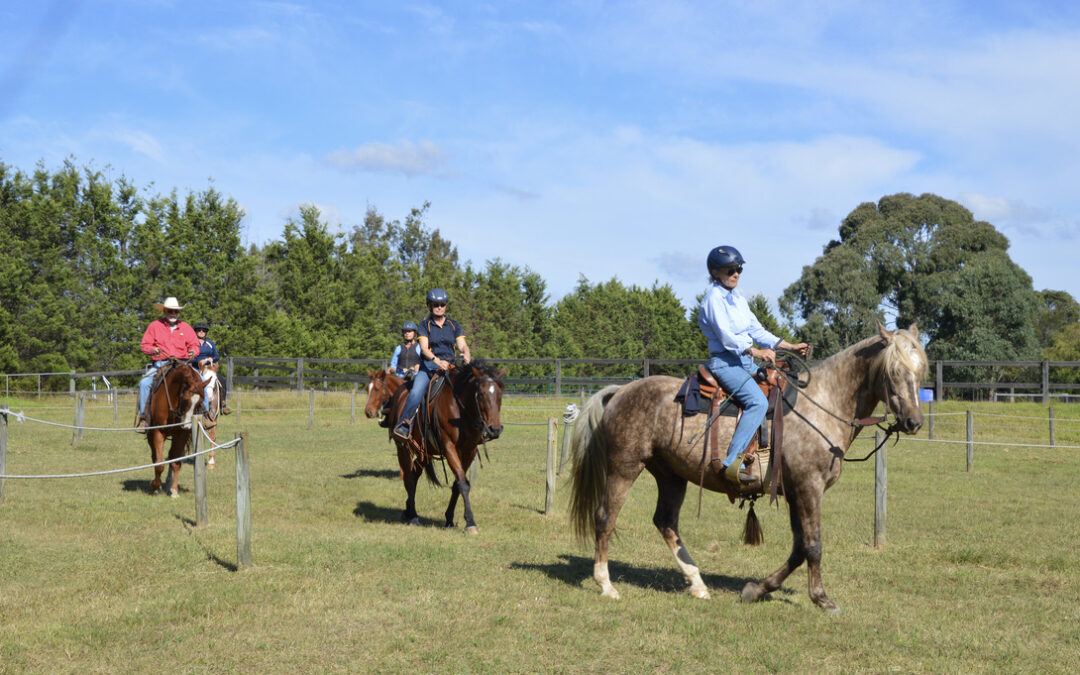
[3, 1, 1079, 315]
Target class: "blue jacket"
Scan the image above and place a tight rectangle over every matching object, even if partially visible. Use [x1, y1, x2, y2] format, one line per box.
[191, 338, 221, 366]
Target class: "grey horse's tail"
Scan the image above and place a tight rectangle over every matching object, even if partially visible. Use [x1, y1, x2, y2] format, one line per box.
[568, 385, 622, 544]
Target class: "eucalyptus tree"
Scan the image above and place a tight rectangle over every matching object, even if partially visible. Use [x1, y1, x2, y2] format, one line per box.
[781, 192, 1040, 361]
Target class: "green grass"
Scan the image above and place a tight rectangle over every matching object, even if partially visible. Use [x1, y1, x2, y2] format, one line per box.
[1, 393, 1079, 673]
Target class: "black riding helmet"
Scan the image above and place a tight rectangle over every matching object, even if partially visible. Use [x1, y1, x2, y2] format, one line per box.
[707, 245, 746, 274]
[402, 320, 419, 333]
[194, 321, 210, 332]
[426, 288, 449, 306]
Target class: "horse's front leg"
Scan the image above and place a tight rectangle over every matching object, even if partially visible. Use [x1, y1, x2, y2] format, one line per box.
[396, 442, 421, 525]
[166, 432, 187, 498]
[742, 480, 837, 612]
[442, 442, 478, 534]
[148, 433, 165, 494]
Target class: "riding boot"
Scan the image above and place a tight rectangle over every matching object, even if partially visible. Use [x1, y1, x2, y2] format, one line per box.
[221, 404, 232, 415]
[135, 413, 148, 434]
[393, 417, 412, 441]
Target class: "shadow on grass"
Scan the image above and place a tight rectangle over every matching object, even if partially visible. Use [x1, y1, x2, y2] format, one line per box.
[120, 478, 190, 495]
[511, 553, 796, 602]
[340, 468, 399, 480]
[176, 515, 238, 572]
[352, 499, 443, 527]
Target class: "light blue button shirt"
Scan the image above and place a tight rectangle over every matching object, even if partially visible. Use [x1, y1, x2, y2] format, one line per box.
[698, 282, 781, 357]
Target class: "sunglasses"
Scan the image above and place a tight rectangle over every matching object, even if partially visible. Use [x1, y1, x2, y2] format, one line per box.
[723, 266, 744, 275]
[165, 309, 180, 314]
[430, 302, 447, 308]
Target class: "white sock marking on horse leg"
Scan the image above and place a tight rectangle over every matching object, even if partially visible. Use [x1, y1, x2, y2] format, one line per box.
[594, 561, 620, 599]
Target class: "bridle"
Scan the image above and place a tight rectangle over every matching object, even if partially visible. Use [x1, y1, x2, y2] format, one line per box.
[766, 350, 907, 463]
[451, 369, 503, 440]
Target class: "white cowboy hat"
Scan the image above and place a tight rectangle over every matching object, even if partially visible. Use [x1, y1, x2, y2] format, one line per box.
[154, 297, 185, 311]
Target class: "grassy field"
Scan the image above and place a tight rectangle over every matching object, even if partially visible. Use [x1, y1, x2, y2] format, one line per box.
[2, 391, 1080, 673]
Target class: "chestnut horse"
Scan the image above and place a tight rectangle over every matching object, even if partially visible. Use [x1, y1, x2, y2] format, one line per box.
[386, 360, 506, 533]
[363, 370, 405, 423]
[197, 359, 224, 468]
[146, 357, 205, 497]
[569, 325, 927, 611]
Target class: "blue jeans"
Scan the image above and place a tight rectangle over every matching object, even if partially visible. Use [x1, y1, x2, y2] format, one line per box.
[708, 352, 767, 467]
[138, 361, 165, 416]
[397, 362, 436, 426]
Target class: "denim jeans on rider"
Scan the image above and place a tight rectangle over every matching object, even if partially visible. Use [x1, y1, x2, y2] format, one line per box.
[138, 361, 166, 416]
[707, 351, 768, 468]
[396, 361, 437, 431]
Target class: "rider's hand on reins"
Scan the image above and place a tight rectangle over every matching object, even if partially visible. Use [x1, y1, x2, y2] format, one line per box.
[751, 347, 777, 365]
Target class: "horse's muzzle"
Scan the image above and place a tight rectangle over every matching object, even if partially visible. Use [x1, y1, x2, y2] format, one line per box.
[482, 425, 502, 441]
[901, 416, 923, 434]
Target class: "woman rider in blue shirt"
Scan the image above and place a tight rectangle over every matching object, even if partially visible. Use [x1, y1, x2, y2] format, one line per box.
[393, 288, 472, 440]
[698, 245, 809, 484]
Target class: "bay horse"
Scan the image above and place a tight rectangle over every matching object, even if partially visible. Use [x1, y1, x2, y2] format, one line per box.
[386, 360, 506, 533]
[569, 324, 927, 611]
[197, 359, 225, 468]
[364, 370, 405, 424]
[146, 357, 205, 497]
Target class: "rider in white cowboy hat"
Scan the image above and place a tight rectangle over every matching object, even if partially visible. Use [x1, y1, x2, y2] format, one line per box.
[135, 297, 200, 432]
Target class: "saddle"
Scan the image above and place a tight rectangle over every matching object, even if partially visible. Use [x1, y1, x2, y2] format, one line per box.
[399, 370, 453, 465]
[677, 361, 797, 499]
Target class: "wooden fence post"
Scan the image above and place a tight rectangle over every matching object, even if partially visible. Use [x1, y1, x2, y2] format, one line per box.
[297, 357, 304, 394]
[1042, 361, 1050, 405]
[972, 408, 980, 470]
[308, 388, 315, 429]
[235, 432, 252, 569]
[555, 360, 562, 398]
[112, 390, 119, 422]
[194, 424, 208, 527]
[558, 415, 573, 475]
[874, 430, 886, 548]
[1, 409, 8, 501]
[1049, 406, 1056, 447]
[71, 392, 85, 446]
[545, 418, 556, 515]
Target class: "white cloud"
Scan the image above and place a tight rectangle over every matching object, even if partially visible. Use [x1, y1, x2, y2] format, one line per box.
[323, 140, 450, 177]
[111, 128, 166, 164]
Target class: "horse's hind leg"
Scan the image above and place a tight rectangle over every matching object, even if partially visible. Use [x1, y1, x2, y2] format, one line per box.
[593, 468, 641, 600]
[647, 462, 709, 599]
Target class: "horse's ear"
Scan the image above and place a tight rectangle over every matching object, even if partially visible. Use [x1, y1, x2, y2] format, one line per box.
[908, 322, 919, 339]
[878, 322, 892, 343]
[498, 367, 508, 378]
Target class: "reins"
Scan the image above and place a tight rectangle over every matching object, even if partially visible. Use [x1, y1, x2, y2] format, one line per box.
[766, 350, 904, 463]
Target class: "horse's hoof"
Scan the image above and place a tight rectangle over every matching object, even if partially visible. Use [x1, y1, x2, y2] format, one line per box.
[170, 489, 179, 499]
[207, 459, 215, 469]
[600, 587, 621, 600]
[689, 586, 710, 599]
[464, 525, 479, 535]
[405, 517, 421, 526]
[740, 582, 763, 603]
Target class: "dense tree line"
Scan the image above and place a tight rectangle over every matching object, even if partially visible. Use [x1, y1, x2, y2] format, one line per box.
[1, 161, 1077, 383]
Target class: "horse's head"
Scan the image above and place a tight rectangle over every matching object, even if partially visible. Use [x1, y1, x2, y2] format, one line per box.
[462, 360, 506, 441]
[164, 358, 205, 430]
[364, 370, 399, 419]
[872, 323, 928, 434]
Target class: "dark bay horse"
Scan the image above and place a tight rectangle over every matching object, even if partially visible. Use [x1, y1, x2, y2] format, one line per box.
[569, 325, 927, 611]
[364, 370, 404, 423]
[146, 357, 205, 497]
[386, 360, 506, 533]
